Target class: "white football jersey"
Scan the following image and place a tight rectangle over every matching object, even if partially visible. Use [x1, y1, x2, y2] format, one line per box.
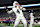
[30, 13, 34, 21]
[12, 7, 24, 16]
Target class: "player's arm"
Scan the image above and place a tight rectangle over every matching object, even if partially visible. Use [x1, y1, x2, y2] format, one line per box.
[5, 6, 13, 14]
[18, 4, 26, 11]
[20, 7, 26, 11]
[7, 10, 13, 14]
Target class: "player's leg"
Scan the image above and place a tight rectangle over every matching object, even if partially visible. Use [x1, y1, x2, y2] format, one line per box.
[29, 20, 33, 27]
[29, 17, 34, 27]
[13, 17, 20, 27]
[21, 17, 27, 27]
[29, 23, 33, 27]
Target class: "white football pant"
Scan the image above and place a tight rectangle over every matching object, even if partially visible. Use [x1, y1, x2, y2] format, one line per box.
[13, 16, 27, 27]
[29, 16, 34, 27]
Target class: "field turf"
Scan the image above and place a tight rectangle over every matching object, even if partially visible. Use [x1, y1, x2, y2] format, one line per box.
[0, 23, 40, 27]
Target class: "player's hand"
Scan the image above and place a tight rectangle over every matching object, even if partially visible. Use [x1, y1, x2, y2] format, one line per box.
[18, 4, 21, 8]
[4, 6, 8, 9]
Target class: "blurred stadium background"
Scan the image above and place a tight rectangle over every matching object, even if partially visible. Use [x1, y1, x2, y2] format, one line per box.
[0, 0, 40, 27]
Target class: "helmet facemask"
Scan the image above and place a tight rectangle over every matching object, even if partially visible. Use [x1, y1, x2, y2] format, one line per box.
[13, 1, 19, 8]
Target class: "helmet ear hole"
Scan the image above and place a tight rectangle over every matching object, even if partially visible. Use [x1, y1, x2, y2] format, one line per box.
[15, 6, 16, 7]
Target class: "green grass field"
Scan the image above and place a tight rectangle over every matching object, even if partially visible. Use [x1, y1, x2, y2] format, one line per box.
[0, 23, 40, 27]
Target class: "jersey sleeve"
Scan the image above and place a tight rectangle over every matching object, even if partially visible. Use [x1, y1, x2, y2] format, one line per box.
[7, 10, 13, 14]
[20, 7, 26, 11]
